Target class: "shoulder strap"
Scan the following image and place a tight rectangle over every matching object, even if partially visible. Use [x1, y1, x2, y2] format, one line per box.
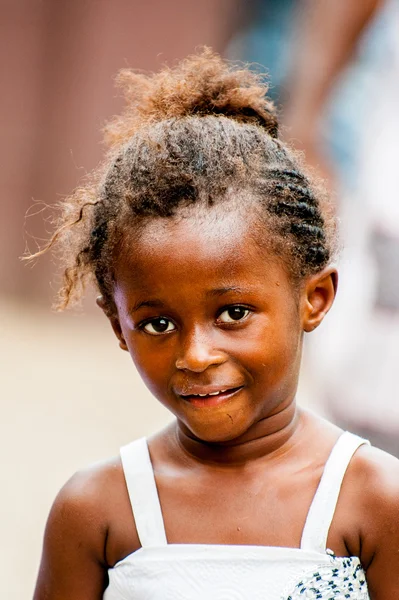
[300, 431, 370, 553]
[120, 437, 167, 547]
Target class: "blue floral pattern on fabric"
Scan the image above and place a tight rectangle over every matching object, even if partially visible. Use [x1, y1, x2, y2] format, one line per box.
[284, 551, 369, 599]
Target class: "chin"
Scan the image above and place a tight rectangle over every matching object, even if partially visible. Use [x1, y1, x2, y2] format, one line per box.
[184, 413, 253, 445]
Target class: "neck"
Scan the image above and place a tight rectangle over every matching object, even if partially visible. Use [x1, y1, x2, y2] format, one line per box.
[174, 399, 304, 466]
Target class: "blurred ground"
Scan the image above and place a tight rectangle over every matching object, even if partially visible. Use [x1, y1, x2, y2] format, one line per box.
[0, 294, 317, 600]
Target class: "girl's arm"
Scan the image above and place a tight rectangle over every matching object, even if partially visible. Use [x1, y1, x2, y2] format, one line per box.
[282, 0, 383, 181]
[284, 0, 383, 125]
[353, 446, 399, 599]
[33, 469, 109, 600]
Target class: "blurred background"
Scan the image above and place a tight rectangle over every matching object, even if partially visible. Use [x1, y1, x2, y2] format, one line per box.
[1, 1, 398, 598]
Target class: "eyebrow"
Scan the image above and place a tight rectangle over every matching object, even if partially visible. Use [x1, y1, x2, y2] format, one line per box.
[205, 286, 251, 297]
[130, 287, 251, 313]
[130, 299, 166, 313]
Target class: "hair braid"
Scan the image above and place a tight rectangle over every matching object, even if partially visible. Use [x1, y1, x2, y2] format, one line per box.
[257, 158, 332, 276]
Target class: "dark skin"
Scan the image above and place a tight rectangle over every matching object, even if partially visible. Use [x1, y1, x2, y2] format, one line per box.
[34, 204, 399, 599]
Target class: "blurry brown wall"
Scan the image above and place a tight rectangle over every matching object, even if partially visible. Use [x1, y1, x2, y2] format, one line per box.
[1, 0, 238, 305]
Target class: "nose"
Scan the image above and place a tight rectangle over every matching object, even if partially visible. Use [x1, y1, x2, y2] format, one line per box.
[175, 328, 227, 373]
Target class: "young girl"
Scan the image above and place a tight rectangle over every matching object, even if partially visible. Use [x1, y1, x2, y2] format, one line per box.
[33, 50, 399, 599]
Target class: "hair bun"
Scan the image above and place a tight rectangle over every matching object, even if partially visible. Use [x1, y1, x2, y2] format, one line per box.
[105, 47, 279, 148]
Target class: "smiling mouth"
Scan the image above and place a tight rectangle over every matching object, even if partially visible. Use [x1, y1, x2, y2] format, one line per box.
[180, 386, 244, 408]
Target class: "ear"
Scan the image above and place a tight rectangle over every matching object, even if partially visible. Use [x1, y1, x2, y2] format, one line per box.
[302, 268, 338, 333]
[96, 295, 129, 351]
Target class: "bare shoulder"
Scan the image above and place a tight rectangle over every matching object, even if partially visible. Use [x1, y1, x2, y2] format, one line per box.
[34, 456, 126, 600]
[348, 442, 399, 513]
[345, 443, 399, 588]
[50, 454, 124, 544]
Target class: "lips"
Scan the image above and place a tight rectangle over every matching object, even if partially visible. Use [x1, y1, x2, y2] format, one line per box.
[177, 386, 244, 408]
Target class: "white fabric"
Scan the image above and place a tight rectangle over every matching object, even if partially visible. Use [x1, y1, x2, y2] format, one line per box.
[104, 432, 370, 600]
[120, 438, 167, 547]
[300, 431, 367, 553]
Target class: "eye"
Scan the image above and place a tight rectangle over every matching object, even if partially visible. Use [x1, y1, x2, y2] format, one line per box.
[217, 306, 250, 324]
[142, 317, 176, 335]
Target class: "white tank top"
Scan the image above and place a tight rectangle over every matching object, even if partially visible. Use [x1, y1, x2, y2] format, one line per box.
[104, 431, 370, 599]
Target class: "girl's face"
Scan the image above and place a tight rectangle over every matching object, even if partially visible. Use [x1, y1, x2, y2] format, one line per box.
[108, 204, 335, 443]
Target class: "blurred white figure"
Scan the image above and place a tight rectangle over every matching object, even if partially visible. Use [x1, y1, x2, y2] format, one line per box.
[311, 0, 399, 455]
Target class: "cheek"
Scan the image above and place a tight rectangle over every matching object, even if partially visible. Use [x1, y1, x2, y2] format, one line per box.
[237, 317, 302, 379]
[125, 335, 176, 393]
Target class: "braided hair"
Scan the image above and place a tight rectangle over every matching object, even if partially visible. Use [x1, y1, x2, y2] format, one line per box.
[32, 48, 336, 314]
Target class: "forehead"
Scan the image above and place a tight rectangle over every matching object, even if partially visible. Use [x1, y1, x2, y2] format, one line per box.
[114, 203, 290, 297]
